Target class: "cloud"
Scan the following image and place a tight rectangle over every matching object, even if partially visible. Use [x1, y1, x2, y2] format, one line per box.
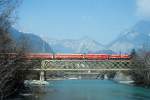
[136, 0, 150, 19]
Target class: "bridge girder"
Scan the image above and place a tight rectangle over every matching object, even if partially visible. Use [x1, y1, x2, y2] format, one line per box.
[41, 60, 131, 70]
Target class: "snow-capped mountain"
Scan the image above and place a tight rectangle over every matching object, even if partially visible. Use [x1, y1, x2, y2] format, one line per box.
[108, 20, 150, 53]
[44, 37, 114, 54]
[10, 28, 114, 54]
[10, 20, 150, 54]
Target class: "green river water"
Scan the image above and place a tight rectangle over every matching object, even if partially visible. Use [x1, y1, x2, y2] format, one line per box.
[18, 80, 150, 100]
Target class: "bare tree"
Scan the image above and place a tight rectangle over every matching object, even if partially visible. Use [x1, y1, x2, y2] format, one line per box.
[130, 49, 150, 87]
[0, 0, 33, 99]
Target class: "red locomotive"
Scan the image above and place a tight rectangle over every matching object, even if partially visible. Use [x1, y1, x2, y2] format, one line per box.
[0, 53, 130, 60]
[25, 53, 130, 60]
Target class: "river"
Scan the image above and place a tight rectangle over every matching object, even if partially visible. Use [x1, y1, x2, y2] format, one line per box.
[16, 80, 150, 100]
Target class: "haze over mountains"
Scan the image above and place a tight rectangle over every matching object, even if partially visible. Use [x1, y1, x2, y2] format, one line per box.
[109, 20, 150, 53]
[44, 37, 114, 54]
[11, 20, 150, 54]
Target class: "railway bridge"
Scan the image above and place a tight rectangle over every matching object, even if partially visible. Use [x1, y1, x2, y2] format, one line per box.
[40, 59, 131, 71]
[31, 59, 135, 80]
[12, 53, 148, 79]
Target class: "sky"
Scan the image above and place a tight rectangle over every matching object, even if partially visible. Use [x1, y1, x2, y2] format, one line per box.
[14, 0, 150, 44]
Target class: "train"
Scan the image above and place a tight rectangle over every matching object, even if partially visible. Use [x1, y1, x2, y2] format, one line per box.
[0, 53, 130, 60]
[25, 53, 130, 60]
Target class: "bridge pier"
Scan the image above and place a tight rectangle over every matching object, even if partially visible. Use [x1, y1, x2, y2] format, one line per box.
[39, 71, 46, 81]
[40, 71, 44, 81]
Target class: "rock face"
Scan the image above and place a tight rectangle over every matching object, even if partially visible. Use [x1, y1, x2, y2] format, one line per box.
[10, 28, 52, 53]
[109, 20, 150, 53]
[113, 72, 133, 84]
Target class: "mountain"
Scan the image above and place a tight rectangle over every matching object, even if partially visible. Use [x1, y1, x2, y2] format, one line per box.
[44, 37, 114, 54]
[10, 28, 114, 54]
[11, 20, 150, 54]
[109, 20, 150, 53]
[10, 28, 52, 53]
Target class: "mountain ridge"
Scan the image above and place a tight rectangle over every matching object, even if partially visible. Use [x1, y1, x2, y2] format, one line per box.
[109, 20, 150, 53]
[10, 20, 150, 54]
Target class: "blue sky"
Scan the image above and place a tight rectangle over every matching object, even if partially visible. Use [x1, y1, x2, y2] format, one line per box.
[14, 0, 145, 44]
